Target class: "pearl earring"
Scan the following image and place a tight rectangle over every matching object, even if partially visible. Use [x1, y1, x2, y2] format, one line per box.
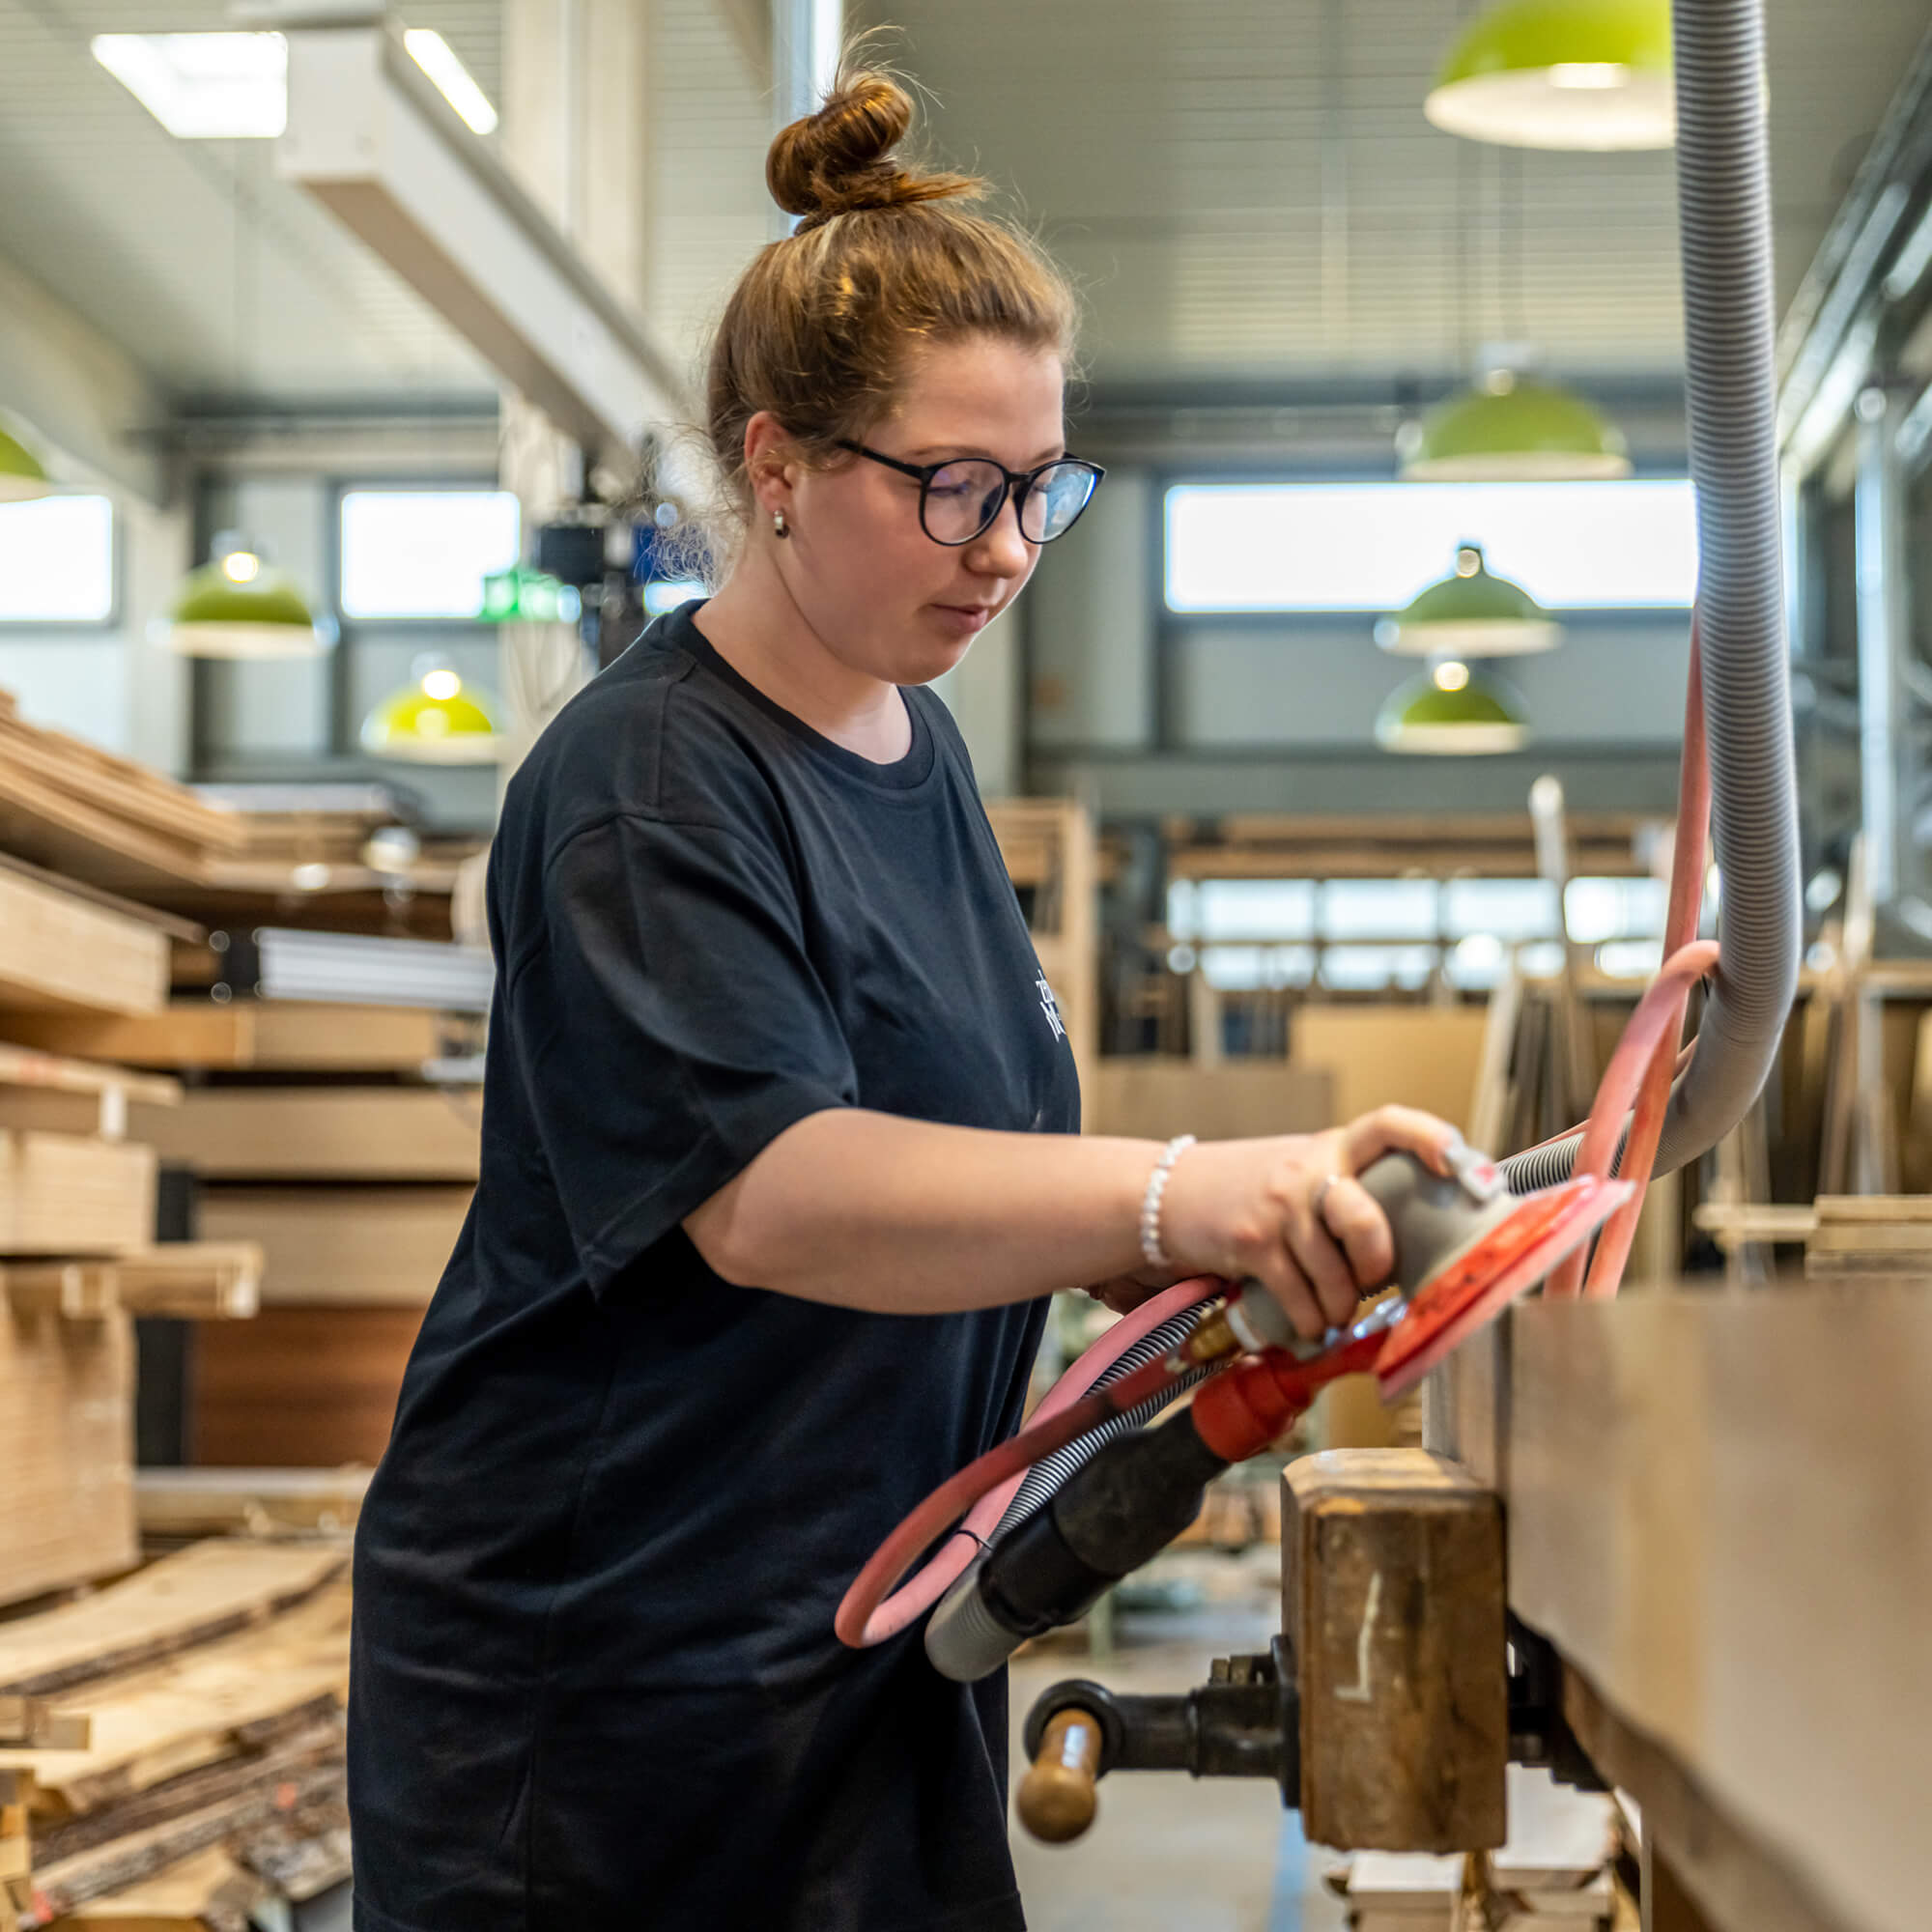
[772, 509, 790, 540]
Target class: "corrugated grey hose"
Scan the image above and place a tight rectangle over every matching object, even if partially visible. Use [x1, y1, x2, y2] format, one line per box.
[992, 1304, 1218, 1538]
[1501, 0, 1800, 1195]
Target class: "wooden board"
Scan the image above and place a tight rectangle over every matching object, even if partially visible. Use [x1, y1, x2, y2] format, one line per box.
[193, 1308, 425, 1466]
[1291, 1007, 1492, 1139]
[1282, 1449, 1506, 1853]
[134, 1468, 370, 1541]
[64, 1845, 267, 1930]
[0, 1308, 135, 1610]
[1086, 1060, 1335, 1143]
[0, 1131, 156, 1256]
[196, 1187, 469, 1306]
[127, 1091, 480, 1181]
[1497, 1287, 1932, 1932]
[1, 1590, 350, 1817]
[0, 1543, 347, 1699]
[0, 867, 169, 1018]
[0, 1246, 263, 1321]
[0, 1003, 461, 1073]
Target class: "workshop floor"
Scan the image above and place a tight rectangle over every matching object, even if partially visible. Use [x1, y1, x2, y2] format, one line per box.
[1008, 1547, 1348, 1932]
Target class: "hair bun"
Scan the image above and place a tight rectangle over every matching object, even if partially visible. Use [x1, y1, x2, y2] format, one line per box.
[767, 70, 982, 231]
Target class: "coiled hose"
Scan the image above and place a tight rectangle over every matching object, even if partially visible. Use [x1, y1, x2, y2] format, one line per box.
[1502, 0, 1799, 1196]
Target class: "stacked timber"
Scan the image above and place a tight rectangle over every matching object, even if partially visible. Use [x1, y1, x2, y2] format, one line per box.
[1804, 1195, 1932, 1278]
[0, 696, 471, 933]
[0, 1541, 350, 1929]
[3, 1000, 478, 1467]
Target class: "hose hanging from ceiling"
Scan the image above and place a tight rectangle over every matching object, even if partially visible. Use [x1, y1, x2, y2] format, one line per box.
[1501, 0, 1800, 1194]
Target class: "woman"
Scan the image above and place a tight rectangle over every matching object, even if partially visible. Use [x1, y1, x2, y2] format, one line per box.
[348, 67, 1457, 1932]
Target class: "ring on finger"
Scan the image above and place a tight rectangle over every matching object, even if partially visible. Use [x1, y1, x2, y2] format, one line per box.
[1311, 1172, 1340, 1231]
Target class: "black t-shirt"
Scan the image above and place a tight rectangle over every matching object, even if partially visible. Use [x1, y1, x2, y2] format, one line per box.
[348, 603, 1079, 1932]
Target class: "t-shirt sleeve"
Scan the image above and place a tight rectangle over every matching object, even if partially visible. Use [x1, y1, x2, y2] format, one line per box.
[505, 811, 858, 1292]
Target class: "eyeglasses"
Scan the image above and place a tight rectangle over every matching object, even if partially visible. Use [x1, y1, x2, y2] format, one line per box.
[837, 441, 1106, 547]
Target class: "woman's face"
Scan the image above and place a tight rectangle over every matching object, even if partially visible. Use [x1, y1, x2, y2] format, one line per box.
[767, 333, 1067, 688]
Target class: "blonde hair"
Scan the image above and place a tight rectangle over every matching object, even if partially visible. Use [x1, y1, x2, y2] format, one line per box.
[701, 66, 1078, 548]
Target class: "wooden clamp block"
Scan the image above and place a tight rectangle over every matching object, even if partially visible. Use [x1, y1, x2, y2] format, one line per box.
[1282, 1448, 1507, 1853]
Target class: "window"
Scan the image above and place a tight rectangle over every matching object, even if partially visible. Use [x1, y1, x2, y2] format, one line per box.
[339, 490, 521, 621]
[0, 497, 114, 623]
[1164, 479, 1697, 612]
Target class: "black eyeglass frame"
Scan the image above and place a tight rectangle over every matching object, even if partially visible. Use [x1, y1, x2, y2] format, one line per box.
[835, 440, 1106, 547]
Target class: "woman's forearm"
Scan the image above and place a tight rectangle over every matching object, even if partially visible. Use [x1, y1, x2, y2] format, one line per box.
[684, 1109, 1163, 1313]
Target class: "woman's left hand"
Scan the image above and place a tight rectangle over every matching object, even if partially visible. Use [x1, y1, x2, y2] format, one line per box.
[1080, 1267, 1196, 1316]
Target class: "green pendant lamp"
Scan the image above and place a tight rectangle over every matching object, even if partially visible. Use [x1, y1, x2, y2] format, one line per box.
[1425, 0, 1673, 151]
[1377, 544, 1564, 657]
[1376, 658, 1531, 755]
[0, 424, 52, 504]
[1402, 371, 1632, 481]
[166, 539, 324, 659]
[361, 657, 503, 764]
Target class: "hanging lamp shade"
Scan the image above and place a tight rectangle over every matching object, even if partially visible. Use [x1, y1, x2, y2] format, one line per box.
[1378, 544, 1564, 657]
[166, 548, 324, 659]
[1376, 659, 1530, 755]
[1424, 0, 1673, 151]
[0, 425, 52, 504]
[1403, 375, 1632, 481]
[361, 660, 503, 764]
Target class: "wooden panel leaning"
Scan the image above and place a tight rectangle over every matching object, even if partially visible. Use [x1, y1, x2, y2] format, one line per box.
[1282, 1448, 1507, 1853]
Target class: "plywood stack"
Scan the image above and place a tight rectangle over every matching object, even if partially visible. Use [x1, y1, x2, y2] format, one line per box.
[0, 1542, 351, 1929]
[1804, 1195, 1932, 1278]
[0, 701, 471, 933]
[2, 1001, 477, 1468]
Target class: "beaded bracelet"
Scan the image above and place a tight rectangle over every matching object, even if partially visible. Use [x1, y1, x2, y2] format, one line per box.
[1138, 1134, 1197, 1271]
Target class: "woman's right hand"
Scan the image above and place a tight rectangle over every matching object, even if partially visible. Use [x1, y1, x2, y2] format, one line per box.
[1155, 1105, 1462, 1340]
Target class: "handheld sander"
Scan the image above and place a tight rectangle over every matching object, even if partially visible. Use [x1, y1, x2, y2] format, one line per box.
[835, 1138, 1633, 1679]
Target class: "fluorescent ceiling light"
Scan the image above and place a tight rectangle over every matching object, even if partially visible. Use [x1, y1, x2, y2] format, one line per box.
[92, 32, 287, 139]
[404, 30, 498, 135]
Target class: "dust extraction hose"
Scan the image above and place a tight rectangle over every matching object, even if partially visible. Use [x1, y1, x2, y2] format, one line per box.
[1500, 0, 1799, 1195]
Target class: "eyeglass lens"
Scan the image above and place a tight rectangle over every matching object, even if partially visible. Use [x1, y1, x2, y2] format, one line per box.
[922, 461, 1097, 546]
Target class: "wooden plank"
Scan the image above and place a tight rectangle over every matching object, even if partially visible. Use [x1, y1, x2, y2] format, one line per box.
[0, 1544, 347, 1699]
[0, 1699, 88, 1751]
[63, 1845, 268, 1931]
[25, 1760, 341, 1922]
[0, 869, 169, 1018]
[1282, 1449, 1507, 1853]
[0, 1307, 136, 1609]
[0, 715, 244, 855]
[1084, 1061, 1334, 1143]
[0, 1132, 156, 1257]
[0, 1249, 260, 1323]
[134, 1469, 369, 1542]
[0, 1048, 177, 1111]
[0, 1004, 458, 1073]
[196, 1188, 469, 1307]
[1501, 1288, 1932, 1932]
[192, 1309, 424, 1466]
[1812, 1193, 1932, 1223]
[0, 1590, 350, 1817]
[128, 1091, 479, 1181]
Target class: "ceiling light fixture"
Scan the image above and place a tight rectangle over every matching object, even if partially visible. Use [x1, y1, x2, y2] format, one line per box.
[0, 425, 52, 504]
[1402, 370, 1632, 481]
[91, 32, 287, 139]
[1376, 664, 1531, 755]
[1377, 544, 1565, 657]
[164, 533, 324, 658]
[1424, 0, 1673, 151]
[361, 656, 504, 764]
[403, 30, 498, 135]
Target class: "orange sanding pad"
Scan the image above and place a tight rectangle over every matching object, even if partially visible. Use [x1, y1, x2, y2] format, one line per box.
[1374, 1174, 1634, 1398]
